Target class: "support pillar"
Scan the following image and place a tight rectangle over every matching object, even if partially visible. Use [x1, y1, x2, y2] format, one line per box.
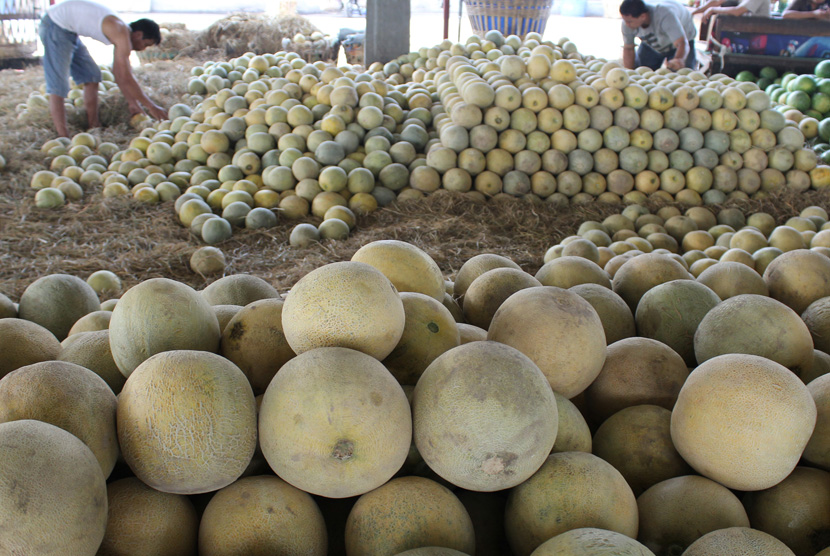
[365, 0, 410, 65]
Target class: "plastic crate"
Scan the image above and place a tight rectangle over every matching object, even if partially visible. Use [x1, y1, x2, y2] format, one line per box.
[465, 0, 554, 38]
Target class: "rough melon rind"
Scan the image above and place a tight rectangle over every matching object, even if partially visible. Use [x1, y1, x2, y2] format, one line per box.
[0, 317, 61, 379]
[18, 273, 101, 341]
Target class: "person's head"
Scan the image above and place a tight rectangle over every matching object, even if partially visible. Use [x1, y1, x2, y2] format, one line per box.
[129, 19, 161, 51]
[620, 0, 650, 28]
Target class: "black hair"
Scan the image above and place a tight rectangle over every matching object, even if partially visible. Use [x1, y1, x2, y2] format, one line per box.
[129, 18, 161, 45]
[620, 0, 649, 17]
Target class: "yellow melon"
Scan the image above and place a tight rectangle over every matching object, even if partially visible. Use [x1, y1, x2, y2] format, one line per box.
[804, 373, 830, 470]
[259, 347, 411, 498]
[17, 273, 101, 340]
[413, 341, 557, 491]
[696, 260, 769, 300]
[535, 256, 611, 289]
[0, 360, 118, 476]
[487, 286, 606, 398]
[453, 253, 522, 299]
[530, 528, 655, 556]
[682, 527, 797, 556]
[344, 476, 475, 556]
[67, 309, 111, 336]
[117, 350, 257, 494]
[109, 278, 221, 377]
[0, 292, 15, 318]
[550, 391, 592, 454]
[98, 477, 199, 556]
[219, 298, 295, 395]
[802, 297, 830, 355]
[198, 475, 327, 556]
[764, 249, 830, 315]
[742, 466, 830, 556]
[636, 475, 750, 554]
[213, 304, 241, 333]
[671, 354, 816, 491]
[583, 337, 689, 426]
[569, 283, 636, 344]
[0, 317, 61, 379]
[201, 274, 279, 306]
[457, 322, 488, 344]
[0, 420, 107, 555]
[612, 253, 692, 312]
[190, 246, 227, 275]
[592, 405, 692, 496]
[462, 267, 542, 329]
[281, 261, 405, 360]
[504, 451, 639, 556]
[383, 292, 460, 386]
[693, 294, 814, 374]
[58, 329, 125, 394]
[351, 240, 445, 301]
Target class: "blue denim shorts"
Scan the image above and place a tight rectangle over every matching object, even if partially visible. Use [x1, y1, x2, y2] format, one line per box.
[39, 14, 102, 97]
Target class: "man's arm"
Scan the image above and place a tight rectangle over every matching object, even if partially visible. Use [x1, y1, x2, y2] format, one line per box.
[702, 3, 749, 20]
[782, 6, 830, 17]
[623, 44, 636, 69]
[693, 0, 725, 15]
[102, 16, 166, 119]
[666, 36, 690, 70]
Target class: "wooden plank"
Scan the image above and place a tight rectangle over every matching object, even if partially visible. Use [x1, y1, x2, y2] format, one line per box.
[715, 14, 830, 36]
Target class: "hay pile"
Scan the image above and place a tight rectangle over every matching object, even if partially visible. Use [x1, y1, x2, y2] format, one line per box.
[138, 23, 198, 63]
[180, 13, 322, 59]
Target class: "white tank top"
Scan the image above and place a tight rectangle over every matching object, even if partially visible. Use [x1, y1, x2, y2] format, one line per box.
[47, 0, 120, 45]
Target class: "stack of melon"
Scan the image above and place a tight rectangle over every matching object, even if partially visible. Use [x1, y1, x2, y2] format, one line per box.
[17, 66, 121, 126]
[1, 230, 829, 555]
[25, 29, 830, 247]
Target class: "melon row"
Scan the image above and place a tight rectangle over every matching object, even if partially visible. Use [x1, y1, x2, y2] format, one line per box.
[1, 231, 829, 554]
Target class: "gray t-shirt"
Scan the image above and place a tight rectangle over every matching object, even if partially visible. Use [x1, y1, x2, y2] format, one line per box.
[622, 1, 697, 53]
[739, 0, 771, 16]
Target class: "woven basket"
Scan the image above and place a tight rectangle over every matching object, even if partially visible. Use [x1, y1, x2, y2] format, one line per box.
[466, 0, 554, 38]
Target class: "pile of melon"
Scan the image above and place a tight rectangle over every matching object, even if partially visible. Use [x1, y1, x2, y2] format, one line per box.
[25, 29, 830, 245]
[1, 223, 829, 555]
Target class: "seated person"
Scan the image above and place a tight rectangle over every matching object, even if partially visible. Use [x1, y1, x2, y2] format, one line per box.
[620, 0, 698, 70]
[782, 0, 830, 18]
[693, 0, 771, 21]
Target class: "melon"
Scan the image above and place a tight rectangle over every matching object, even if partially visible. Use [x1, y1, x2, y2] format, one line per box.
[213, 304, 241, 334]
[413, 341, 557, 491]
[696, 260, 769, 300]
[635, 279, 720, 367]
[351, 240, 445, 301]
[551, 391, 592, 454]
[764, 250, 830, 315]
[198, 476, 327, 556]
[259, 347, 411, 498]
[0, 317, 61, 379]
[281, 261, 405, 360]
[569, 283, 636, 344]
[67, 309, 111, 336]
[504, 451, 639, 556]
[804, 374, 830, 470]
[682, 527, 797, 556]
[529, 528, 655, 556]
[117, 350, 257, 494]
[637, 475, 750, 554]
[487, 286, 606, 398]
[592, 405, 692, 496]
[462, 267, 542, 329]
[58, 329, 125, 394]
[0, 420, 107, 555]
[109, 278, 221, 377]
[583, 337, 689, 426]
[98, 477, 199, 556]
[742, 466, 830, 556]
[219, 298, 295, 396]
[458, 322, 487, 344]
[201, 274, 279, 306]
[453, 253, 522, 299]
[395, 548, 470, 556]
[190, 246, 227, 275]
[86, 270, 122, 296]
[694, 294, 814, 373]
[383, 292, 460, 386]
[344, 476, 475, 556]
[18, 273, 100, 340]
[0, 293, 15, 318]
[535, 256, 611, 289]
[612, 253, 692, 312]
[801, 297, 830, 355]
[671, 353, 816, 491]
[0, 360, 118, 477]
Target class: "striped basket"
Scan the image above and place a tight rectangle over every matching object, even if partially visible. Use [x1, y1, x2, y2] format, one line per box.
[466, 0, 555, 38]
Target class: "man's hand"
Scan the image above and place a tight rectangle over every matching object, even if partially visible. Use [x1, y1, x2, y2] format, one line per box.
[146, 103, 167, 120]
[666, 58, 685, 70]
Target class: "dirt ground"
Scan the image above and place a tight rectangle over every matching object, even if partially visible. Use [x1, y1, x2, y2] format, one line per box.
[1, 46, 827, 304]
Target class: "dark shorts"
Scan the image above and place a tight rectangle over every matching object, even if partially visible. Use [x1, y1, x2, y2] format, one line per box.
[39, 14, 102, 97]
[636, 41, 698, 71]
